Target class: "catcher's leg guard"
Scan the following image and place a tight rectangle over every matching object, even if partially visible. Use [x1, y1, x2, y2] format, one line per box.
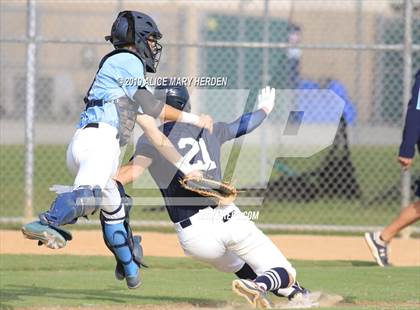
[101, 214, 146, 289]
[39, 185, 102, 226]
[100, 181, 146, 289]
[102, 220, 140, 289]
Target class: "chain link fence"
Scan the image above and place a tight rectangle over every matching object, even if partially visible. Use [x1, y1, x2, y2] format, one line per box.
[1, 0, 419, 232]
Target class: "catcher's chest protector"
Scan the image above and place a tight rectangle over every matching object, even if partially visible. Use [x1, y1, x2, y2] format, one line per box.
[115, 97, 140, 147]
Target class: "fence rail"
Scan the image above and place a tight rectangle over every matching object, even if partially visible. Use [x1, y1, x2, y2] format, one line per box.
[2, 37, 420, 51]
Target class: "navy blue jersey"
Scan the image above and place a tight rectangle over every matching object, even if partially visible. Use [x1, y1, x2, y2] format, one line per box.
[134, 109, 267, 222]
[398, 70, 420, 198]
[399, 69, 420, 158]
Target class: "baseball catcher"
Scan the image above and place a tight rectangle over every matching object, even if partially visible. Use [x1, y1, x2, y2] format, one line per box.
[21, 10, 214, 289]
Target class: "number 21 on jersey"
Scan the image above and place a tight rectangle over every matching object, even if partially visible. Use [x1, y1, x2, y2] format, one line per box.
[178, 137, 216, 171]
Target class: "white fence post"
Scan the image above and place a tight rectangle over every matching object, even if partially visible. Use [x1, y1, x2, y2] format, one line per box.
[400, 0, 413, 239]
[24, 0, 37, 221]
[260, 0, 269, 185]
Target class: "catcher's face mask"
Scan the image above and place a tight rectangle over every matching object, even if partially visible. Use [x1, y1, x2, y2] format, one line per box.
[146, 35, 162, 71]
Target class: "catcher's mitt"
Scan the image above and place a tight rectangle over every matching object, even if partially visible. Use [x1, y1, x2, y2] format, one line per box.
[180, 175, 237, 205]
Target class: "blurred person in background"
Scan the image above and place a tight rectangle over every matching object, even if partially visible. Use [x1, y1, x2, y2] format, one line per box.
[286, 24, 302, 90]
[364, 69, 420, 267]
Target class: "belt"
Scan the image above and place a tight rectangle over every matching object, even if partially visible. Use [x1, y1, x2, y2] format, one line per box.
[177, 210, 235, 230]
[85, 99, 119, 110]
[179, 218, 192, 229]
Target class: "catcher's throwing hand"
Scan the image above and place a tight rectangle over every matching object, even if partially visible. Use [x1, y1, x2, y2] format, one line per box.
[180, 175, 237, 205]
[258, 86, 276, 115]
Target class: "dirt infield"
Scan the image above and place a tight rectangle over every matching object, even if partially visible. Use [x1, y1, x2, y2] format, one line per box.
[1, 230, 419, 266]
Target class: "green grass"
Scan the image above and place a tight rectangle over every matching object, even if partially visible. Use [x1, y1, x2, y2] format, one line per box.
[0, 255, 419, 309]
[1, 144, 419, 228]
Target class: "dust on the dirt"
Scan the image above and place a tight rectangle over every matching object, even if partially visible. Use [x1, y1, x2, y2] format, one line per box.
[273, 292, 344, 309]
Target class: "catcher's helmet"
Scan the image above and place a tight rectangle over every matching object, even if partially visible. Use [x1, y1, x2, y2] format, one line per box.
[105, 11, 162, 73]
[154, 83, 191, 113]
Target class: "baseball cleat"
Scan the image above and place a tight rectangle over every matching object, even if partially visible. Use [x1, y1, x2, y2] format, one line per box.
[273, 281, 310, 300]
[232, 279, 272, 309]
[273, 282, 320, 308]
[364, 232, 390, 267]
[22, 221, 67, 249]
[288, 282, 310, 301]
[126, 272, 141, 289]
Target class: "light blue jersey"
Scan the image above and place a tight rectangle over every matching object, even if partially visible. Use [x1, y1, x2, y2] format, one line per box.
[78, 51, 146, 129]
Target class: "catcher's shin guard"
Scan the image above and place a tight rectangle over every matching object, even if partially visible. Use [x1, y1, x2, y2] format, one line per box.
[101, 219, 141, 289]
[100, 181, 146, 289]
[39, 186, 102, 226]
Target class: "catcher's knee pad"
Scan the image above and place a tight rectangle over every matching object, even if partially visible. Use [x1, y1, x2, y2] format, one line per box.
[100, 180, 131, 222]
[39, 186, 102, 226]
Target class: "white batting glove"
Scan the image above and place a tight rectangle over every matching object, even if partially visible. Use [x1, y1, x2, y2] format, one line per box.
[257, 86, 276, 115]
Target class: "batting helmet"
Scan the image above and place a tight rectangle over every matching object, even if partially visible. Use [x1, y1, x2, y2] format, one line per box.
[105, 11, 162, 73]
[154, 83, 191, 113]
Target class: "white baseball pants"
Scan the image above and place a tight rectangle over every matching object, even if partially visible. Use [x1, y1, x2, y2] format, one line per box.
[66, 122, 124, 220]
[174, 204, 296, 279]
